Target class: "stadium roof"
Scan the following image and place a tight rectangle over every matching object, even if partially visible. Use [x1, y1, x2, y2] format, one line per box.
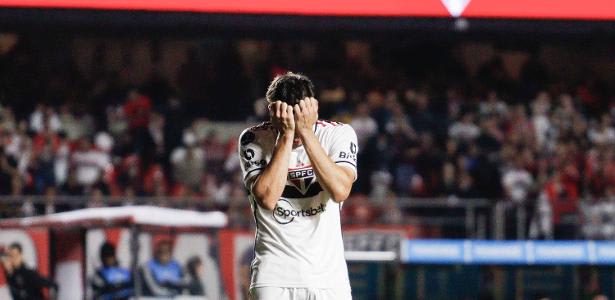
[0, 206, 228, 230]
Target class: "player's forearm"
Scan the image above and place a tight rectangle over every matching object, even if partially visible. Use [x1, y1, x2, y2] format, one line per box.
[299, 130, 353, 202]
[252, 132, 294, 210]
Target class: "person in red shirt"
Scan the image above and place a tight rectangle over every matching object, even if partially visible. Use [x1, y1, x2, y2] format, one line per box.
[123, 89, 156, 167]
[543, 169, 579, 239]
[123, 89, 152, 130]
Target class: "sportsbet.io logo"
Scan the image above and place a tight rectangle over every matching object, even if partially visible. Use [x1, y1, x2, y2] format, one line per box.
[338, 142, 358, 161]
[272, 199, 326, 224]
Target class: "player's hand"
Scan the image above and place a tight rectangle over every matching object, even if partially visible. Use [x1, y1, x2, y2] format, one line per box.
[269, 101, 295, 135]
[294, 97, 318, 137]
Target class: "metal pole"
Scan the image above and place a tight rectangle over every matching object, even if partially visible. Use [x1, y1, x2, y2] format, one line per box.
[130, 224, 141, 299]
[516, 204, 526, 240]
[477, 214, 487, 239]
[493, 201, 505, 240]
[465, 202, 476, 238]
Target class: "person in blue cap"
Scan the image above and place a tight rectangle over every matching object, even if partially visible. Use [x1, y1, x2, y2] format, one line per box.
[91, 241, 133, 300]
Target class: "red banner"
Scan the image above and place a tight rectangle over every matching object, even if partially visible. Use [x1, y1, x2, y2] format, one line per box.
[1, 0, 615, 20]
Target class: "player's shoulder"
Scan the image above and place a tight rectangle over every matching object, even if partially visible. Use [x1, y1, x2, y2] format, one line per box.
[316, 119, 344, 127]
[315, 120, 354, 134]
[239, 121, 276, 146]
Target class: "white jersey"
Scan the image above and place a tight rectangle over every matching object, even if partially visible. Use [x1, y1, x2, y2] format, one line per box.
[238, 120, 358, 289]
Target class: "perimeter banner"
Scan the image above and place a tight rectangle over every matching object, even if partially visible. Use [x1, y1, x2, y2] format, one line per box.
[402, 240, 615, 265]
[1, 0, 615, 20]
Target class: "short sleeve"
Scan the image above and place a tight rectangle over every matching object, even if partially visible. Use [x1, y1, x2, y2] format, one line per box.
[329, 124, 359, 181]
[238, 128, 271, 189]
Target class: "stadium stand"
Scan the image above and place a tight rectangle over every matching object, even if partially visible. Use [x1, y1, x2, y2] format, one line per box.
[1, 35, 615, 241]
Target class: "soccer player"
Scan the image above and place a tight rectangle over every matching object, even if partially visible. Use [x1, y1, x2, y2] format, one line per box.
[238, 72, 357, 300]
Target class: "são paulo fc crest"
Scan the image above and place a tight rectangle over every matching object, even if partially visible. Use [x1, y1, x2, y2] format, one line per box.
[281, 166, 323, 198]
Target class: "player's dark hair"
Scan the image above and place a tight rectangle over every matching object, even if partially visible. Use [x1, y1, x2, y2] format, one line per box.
[9, 242, 22, 253]
[265, 72, 315, 106]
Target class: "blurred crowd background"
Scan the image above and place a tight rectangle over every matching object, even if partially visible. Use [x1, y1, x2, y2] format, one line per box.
[2, 34, 615, 240]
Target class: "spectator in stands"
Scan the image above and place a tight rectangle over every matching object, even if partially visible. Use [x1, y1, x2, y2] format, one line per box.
[0, 242, 58, 300]
[379, 195, 403, 224]
[30, 124, 59, 195]
[202, 130, 226, 173]
[142, 163, 168, 197]
[588, 114, 615, 145]
[479, 91, 508, 117]
[91, 242, 133, 300]
[540, 169, 579, 239]
[170, 131, 205, 195]
[71, 134, 113, 194]
[0, 144, 20, 196]
[29, 104, 61, 133]
[140, 240, 187, 297]
[530, 186, 554, 240]
[3, 121, 29, 195]
[185, 256, 205, 296]
[500, 157, 534, 238]
[0, 106, 16, 132]
[204, 172, 231, 205]
[344, 194, 377, 225]
[449, 113, 480, 142]
[581, 195, 615, 239]
[123, 89, 152, 131]
[350, 103, 378, 148]
[140, 112, 165, 169]
[53, 131, 70, 187]
[407, 91, 434, 133]
[502, 157, 534, 204]
[123, 89, 154, 160]
[58, 104, 94, 141]
[7, 35, 615, 240]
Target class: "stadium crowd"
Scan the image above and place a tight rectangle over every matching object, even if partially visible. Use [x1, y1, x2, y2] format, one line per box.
[1, 36, 615, 239]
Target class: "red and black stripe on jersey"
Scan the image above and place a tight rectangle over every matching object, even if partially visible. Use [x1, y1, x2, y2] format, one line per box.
[315, 120, 343, 127]
[250, 121, 275, 132]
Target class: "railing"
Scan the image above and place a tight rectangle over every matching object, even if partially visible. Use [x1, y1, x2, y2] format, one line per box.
[395, 197, 491, 239]
[0, 195, 491, 235]
[0, 195, 590, 240]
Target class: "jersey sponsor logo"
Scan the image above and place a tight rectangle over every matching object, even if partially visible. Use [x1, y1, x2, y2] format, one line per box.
[272, 199, 326, 224]
[244, 159, 266, 170]
[338, 142, 358, 162]
[289, 168, 314, 179]
[282, 167, 323, 198]
[240, 131, 256, 146]
[350, 142, 357, 154]
[242, 148, 255, 160]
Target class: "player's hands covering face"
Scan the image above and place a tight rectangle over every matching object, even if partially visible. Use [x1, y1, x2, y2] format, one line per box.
[269, 101, 295, 134]
[293, 97, 318, 136]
